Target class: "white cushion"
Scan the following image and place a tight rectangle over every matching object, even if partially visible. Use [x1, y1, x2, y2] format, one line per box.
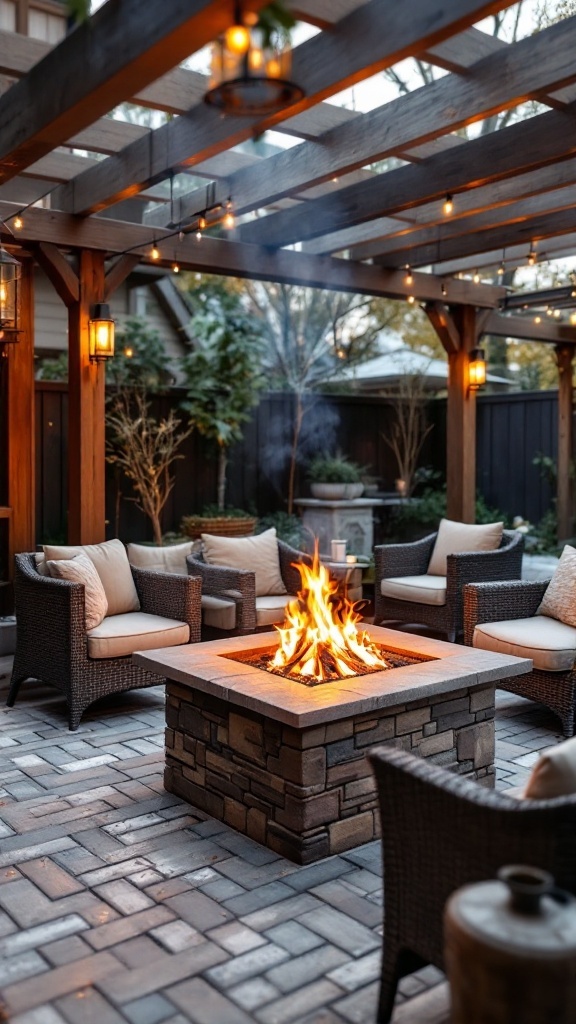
[87, 611, 189, 660]
[34, 552, 50, 577]
[473, 615, 576, 672]
[380, 574, 447, 606]
[127, 541, 198, 576]
[201, 595, 237, 631]
[256, 594, 293, 627]
[44, 539, 140, 617]
[202, 527, 287, 597]
[428, 518, 503, 576]
[537, 544, 576, 628]
[523, 737, 576, 799]
[46, 552, 108, 631]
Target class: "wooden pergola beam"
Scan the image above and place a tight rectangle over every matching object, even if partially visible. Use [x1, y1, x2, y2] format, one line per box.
[6, 257, 35, 564]
[50, 0, 518, 216]
[152, 12, 576, 232]
[0, 0, 254, 183]
[238, 95, 576, 249]
[482, 312, 576, 344]
[555, 345, 574, 542]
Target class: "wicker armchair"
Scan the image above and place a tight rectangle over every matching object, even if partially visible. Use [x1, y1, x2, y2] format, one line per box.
[464, 578, 576, 737]
[8, 553, 202, 730]
[368, 744, 576, 1024]
[187, 539, 311, 634]
[374, 529, 524, 642]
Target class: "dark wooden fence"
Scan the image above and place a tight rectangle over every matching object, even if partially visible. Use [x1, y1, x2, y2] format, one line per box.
[34, 383, 560, 545]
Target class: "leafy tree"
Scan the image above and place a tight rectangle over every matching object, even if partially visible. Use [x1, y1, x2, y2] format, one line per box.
[180, 292, 266, 511]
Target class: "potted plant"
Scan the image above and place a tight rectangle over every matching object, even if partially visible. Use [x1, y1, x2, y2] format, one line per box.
[308, 454, 364, 500]
[179, 288, 266, 537]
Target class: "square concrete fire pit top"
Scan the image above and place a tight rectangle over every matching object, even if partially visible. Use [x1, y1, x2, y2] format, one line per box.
[134, 625, 531, 729]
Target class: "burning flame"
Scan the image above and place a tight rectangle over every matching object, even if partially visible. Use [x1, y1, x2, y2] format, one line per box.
[271, 548, 389, 683]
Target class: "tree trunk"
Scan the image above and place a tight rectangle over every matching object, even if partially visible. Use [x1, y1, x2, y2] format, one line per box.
[287, 392, 304, 516]
[217, 447, 227, 510]
[151, 512, 163, 546]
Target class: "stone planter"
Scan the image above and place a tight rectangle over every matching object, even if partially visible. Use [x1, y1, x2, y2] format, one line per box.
[310, 483, 364, 500]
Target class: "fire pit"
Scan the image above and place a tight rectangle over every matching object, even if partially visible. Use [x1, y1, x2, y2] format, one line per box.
[134, 549, 530, 862]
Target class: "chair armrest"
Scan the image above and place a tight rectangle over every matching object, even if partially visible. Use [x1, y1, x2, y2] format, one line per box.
[13, 556, 87, 667]
[187, 555, 257, 632]
[374, 533, 436, 581]
[131, 567, 202, 643]
[463, 579, 550, 646]
[446, 534, 524, 593]
[278, 540, 311, 594]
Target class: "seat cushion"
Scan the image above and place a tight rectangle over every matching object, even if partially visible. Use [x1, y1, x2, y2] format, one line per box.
[46, 552, 108, 631]
[428, 518, 503, 576]
[127, 541, 198, 576]
[87, 612, 189, 659]
[202, 528, 287, 597]
[536, 543, 576, 628]
[523, 736, 576, 799]
[201, 594, 237, 631]
[473, 615, 576, 672]
[380, 574, 447, 606]
[44, 539, 140, 617]
[255, 594, 292, 627]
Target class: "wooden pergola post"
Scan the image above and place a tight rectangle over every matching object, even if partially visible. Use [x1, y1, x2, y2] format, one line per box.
[426, 302, 478, 523]
[554, 343, 574, 543]
[6, 255, 35, 561]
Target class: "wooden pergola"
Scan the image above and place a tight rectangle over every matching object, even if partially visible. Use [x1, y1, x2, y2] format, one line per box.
[2, 0, 576, 574]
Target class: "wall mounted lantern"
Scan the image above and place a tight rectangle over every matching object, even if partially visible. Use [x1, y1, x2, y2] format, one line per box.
[468, 347, 486, 390]
[88, 303, 115, 362]
[204, 4, 304, 116]
[0, 245, 22, 346]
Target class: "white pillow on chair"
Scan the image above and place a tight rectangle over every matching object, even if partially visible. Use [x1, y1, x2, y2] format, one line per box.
[536, 544, 576, 629]
[428, 518, 503, 576]
[46, 551, 108, 631]
[523, 736, 576, 799]
[44, 538, 139, 616]
[127, 541, 198, 575]
[202, 527, 287, 597]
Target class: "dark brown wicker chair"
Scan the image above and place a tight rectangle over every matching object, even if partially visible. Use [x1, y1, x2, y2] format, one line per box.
[187, 539, 311, 635]
[464, 578, 576, 737]
[8, 553, 202, 730]
[368, 744, 576, 1024]
[374, 529, 524, 642]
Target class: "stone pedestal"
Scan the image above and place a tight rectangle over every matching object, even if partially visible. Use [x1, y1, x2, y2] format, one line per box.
[295, 498, 385, 558]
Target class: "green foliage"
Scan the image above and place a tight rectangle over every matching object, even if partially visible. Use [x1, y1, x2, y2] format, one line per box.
[66, 0, 89, 24]
[36, 353, 68, 381]
[257, 1, 296, 47]
[307, 454, 363, 484]
[199, 504, 255, 519]
[392, 477, 509, 536]
[180, 304, 266, 450]
[257, 512, 304, 548]
[528, 509, 560, 555]
[107, 317, 173, 394]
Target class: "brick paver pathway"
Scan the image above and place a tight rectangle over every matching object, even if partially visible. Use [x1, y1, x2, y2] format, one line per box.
[0, 651, 563, 1024]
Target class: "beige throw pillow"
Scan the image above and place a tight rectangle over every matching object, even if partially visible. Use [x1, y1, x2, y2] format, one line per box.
[428, 518, 504, 576]
[127, 541, 198, 575]
[536, 544, 576, 629]
[523, 737, 576, 799]
[202, 527, 287, 597]
[46, 552, 108, 631]
[43, 538, 140, 617]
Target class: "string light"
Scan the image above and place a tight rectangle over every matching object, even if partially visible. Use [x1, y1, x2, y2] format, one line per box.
[198, 215, 207, 230]
[570, 313, 576, 325]
[407, 294, 415, 305]
[172, 261, 180, 273]
[473, 270, 480, 284]
[441, 282, 447, 298]
[195, 229, 202, 241]
[124, 346, 134, 358]
[13, 215, 23, 230]
[527, 246, 537, 267]
[404, 265, 413, 286]
[150, 241, 160, 261]
[497, 260, 505, 277]
[442, 193, 454, 216]
[534, 316, 542, 324]
[223, 199, 235, 230]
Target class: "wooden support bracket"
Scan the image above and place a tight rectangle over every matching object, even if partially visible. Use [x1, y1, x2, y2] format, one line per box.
[424, 300, 460, 355]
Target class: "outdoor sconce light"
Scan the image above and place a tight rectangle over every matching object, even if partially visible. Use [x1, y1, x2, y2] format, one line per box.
[468, 347, 486, 390]
[0, 245, 22, 346]
[204, 3, 304, 115]
[88, 303, 115, 362]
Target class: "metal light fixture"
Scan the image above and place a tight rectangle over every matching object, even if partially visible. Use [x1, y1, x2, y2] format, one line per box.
[204, 3, 304, 115]
[0, 244, 22, 345]
[468, 348, 486, 390]
[88, 303, 115, 362]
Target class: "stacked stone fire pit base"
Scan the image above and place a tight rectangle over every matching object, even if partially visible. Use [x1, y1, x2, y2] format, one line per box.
[135, 627, 530, 865]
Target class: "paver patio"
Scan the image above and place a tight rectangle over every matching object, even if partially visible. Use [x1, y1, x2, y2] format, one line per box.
[0, 643, 563, 1024]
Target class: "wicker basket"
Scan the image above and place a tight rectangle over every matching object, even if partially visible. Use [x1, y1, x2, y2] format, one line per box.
[181, 515, 257, 539]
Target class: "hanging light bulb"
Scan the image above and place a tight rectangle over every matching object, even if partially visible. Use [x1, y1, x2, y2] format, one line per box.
[407, 294, 415, 305]
[534, 315, 542, 324]
[13, 215, 23, 230]
[224, 22, 250, 55]
[198, 214, 207, 230]
[195, 228, 202, 241]
[527, 246, 537, 267]
[441, 282, 447, 298]
[124, 346, 134, 358]
[443, 193, 454, 216]
[404, 265, 413, 286]
[223, 200, 235, 230]
[172, 262, 180, 274]
[178, 231, 185, 242]
[497, 261, 505, 277]
[151, 241, 160, 261]
[473, 270, 480, 284]
[570, 313, 576, 325]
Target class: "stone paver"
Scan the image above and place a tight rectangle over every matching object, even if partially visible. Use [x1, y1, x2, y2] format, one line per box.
[0, 660, 563, 1022]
